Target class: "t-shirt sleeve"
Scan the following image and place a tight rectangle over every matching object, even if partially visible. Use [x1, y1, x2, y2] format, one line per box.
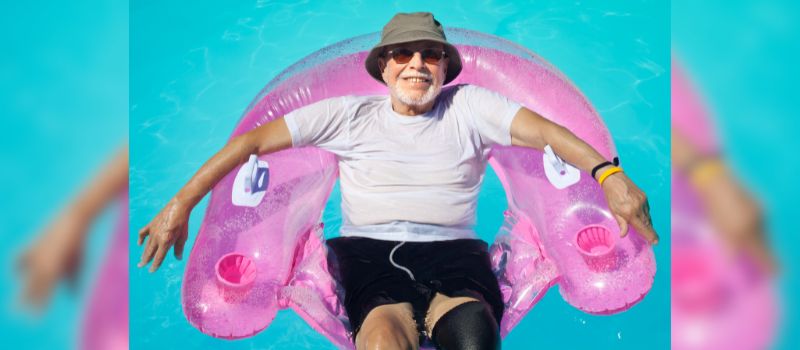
[283, 96, 351, 151]
[459, 85, 522, 147]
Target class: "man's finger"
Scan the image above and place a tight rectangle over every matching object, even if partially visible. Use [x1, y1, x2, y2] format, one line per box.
[614, 214, 629, 237]
[138, 225, 150, 246]
[16, 250, 31, 273]
[174, 227, 188, 260]
[149, 243, 170, 273]
[740, 230, 777, 274]
[631, 213, 659, 244]
[23, 278, 43, 309]
[25, 272, 54, 310]
[138, 236, 156, 268]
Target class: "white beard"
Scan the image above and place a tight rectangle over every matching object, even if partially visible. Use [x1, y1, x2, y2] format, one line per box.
[387, 69, 443, 107]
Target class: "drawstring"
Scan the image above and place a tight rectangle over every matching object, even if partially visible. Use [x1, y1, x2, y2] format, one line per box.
[389, 241, 416, 281]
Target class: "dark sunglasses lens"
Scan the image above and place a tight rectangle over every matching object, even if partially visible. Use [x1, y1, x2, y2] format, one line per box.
[391, 48, 414, 63]
[421, 49, 444, 64]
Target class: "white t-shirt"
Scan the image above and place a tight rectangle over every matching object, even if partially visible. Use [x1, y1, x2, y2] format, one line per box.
[283, 84, 521, 241]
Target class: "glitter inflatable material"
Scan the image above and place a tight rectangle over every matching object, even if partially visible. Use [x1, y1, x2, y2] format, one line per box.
[182, 30, 656, 348]
[671, 59, 777, 350]
[81, 190, 129, 350]
[671, 62, 718, 154]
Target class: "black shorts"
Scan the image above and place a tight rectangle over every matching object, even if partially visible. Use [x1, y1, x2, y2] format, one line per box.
[325, 236, 504, 340]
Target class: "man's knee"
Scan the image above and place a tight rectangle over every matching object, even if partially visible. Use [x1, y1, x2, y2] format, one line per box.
[357, 324, 416, 350]
[356, 303, 419, 350]
[431, 301, 500, 350]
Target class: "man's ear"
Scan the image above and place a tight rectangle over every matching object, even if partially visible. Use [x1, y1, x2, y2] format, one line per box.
[378, 57, 386, 73]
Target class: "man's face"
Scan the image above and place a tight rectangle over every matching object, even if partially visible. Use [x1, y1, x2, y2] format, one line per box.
[379, 40, 448, 107]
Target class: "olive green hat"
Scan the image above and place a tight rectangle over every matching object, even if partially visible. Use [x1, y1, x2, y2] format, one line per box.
[365, 12, 462, 85]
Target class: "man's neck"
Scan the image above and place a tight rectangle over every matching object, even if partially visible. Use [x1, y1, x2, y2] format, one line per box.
[390, 97, 436, 116]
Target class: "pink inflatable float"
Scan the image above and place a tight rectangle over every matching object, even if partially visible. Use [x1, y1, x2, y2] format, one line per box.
[81, 190, 129, 350]
[181, 30, 656, 348]
[671, 59, 777, 350]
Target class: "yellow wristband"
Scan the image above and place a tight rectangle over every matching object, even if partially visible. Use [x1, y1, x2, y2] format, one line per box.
[689, 159, 725, 188]
[598, 166, 623, 186]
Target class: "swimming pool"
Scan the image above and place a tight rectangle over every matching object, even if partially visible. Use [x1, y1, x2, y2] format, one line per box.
[131, 1, 669, 348]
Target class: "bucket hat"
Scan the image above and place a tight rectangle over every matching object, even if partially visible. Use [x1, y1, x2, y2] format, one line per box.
[365, 12, 462, 85]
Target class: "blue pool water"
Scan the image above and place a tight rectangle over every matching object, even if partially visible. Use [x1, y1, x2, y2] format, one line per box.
[131, 1, 669, 349]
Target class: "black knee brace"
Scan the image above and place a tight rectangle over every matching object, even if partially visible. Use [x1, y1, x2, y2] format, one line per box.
[431, 301, 500, 350]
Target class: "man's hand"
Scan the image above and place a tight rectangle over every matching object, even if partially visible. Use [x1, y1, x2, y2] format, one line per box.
[17, 211, 87, 309]
[696, 167, 776, 273]
[508, 107, 659, 244]
[600, 172, 659, 245]
[138, 199, 190, 273]
[136, 118, 292, 274]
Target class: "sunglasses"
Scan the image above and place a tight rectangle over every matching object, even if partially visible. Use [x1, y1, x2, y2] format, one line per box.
[384, 47, 447, 65]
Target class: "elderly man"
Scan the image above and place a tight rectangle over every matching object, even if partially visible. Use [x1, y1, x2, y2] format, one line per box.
[138, 12, 657, 350]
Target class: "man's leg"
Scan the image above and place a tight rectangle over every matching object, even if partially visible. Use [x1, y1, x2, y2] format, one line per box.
[426, 293, 501, 350]
[356, 302, 420, 350]
[425, 293, 479, 335]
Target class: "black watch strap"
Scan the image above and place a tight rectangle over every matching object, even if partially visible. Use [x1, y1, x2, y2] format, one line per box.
[591, 157, 620, 179]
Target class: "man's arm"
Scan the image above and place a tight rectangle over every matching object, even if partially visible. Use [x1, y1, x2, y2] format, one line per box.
[18, 146, 128, 309]
[509, 107, 658, 244]
[672, 128, 774, 272]
[138, 118, 292, 272]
